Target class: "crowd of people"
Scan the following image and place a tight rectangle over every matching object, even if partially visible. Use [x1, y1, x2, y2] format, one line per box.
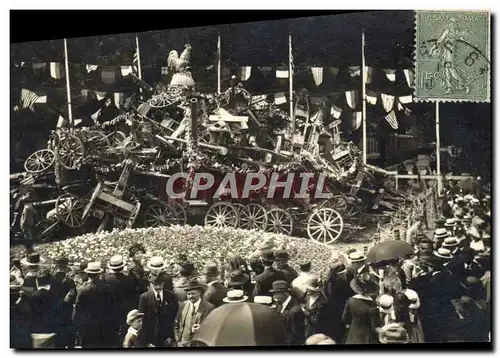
[10, 181, 491, 348]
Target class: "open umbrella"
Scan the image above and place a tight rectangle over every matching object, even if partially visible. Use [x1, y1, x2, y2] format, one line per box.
[366, 240, 414, 264]
[191, 303, 287, 346]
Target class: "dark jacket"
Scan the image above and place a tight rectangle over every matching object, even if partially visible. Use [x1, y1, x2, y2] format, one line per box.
[304, 294, 332, 339]
[342, 295, 379, 344]
[280, 297, 306, 345]
[138, 289, 179, 347]
[10, 291, 33, 348]
[72, 279, 116, 347]
[444, 299, 490, 342]
[103, 271, 137, 322]
[253, 267, 287, 297]
[128, 262, 149, 295]
[30, 288, 64, 334]
[203, 281, 229, 308]
[278, 265, 299, 284]
[323, 266, 354, 342]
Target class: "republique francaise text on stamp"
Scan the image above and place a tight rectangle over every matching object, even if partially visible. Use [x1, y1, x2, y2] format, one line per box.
[415, 10, 490, 102]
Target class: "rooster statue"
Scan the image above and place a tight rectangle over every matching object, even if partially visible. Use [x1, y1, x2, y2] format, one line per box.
[167, 44, 196, 89]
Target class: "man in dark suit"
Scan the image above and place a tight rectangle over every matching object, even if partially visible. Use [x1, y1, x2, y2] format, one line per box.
[29, 269, 64, 343]
[50, 257, 77, 348]
[201, 262, 228, 308]
[274, 250, 298, 284]
[270, 280, 305, 345]
[139, 272, 179, 347]
[175, 279, 214, 347]
[252, 250, 286, 298]
[10, 274, 32, 348]
[72, 262, 116, 348]
[104, 255, 138, 345]
[302, 275, 332, 340]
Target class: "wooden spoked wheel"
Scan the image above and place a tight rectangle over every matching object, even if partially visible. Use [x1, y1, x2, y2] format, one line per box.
[56, 133, 85, 170]
[80, 130, 110, 151]
[149, 92, 178, 108]
[112, 131, 127, 147]
[24, 149, 55, 174]
[318, 195, 349, 211]
[238, 203, 268, 231]
[170, 201, 188, 226]
[266, 207, 294, 236]
[55, 194, 86, 228]
[204, 202, 239, 228]
[307, 208, 344, 244]
[144, 203, 179, 228]
[344, 202, 363, 226]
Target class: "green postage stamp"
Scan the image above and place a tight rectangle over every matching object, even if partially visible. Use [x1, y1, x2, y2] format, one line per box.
[414, 10, 490, 102]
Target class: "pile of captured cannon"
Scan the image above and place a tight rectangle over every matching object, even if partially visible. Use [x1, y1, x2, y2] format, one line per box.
[11, 75, 407, 246]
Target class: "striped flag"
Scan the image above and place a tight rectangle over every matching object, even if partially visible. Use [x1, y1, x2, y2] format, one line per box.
[19, 89, 40, 112]
[385, 110, 399, 130]
[133, 49, 139, 76]
[310, 67, 323, 86]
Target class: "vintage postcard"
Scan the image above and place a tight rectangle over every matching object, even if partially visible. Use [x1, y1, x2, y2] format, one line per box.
[10, 10, 491, 349]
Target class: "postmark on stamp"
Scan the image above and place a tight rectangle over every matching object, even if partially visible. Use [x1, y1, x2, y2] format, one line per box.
[414, 10, 490, 102]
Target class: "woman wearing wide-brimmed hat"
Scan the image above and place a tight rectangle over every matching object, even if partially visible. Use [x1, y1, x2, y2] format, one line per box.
[342, 273, 380, 344]
[400, 289, 425, 343]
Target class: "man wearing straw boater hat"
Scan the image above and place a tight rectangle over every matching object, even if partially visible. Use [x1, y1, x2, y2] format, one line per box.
[270, 280, 305, 345]
[146, 256, 174, 292]
[175, 278, 214, 347]
[73, 262, 116, 348]
[104, 255, 137, 346]
[139, 272, 178, 347]
[433, 228, 449, 250]
[378, 323, 411, 344]
[222, 289, 249, 304]
[201, 262, 228, 308]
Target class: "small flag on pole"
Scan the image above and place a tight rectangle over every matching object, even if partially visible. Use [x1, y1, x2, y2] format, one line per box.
[385, 110, 399, 130]
[50, 62, 64, 79]
[366, 90, 378, 105]
[399, 95, 413, 104]
[330, 104, 342, 119]
[364, 66, 374, 84]
[276, 69, 289, 78]
[383, 69, 396, 82]
[239, 66, 252, 81]
[352, 111, 362, 130]
[381, 93, 395, 113]
[274, 92, 287, 105]
[114, 93, 124, 109]
[19, 89, 39, 112]
[310, 67, 323, 86]
[403, 69, 415, 87]
[345, 90, 359, 109]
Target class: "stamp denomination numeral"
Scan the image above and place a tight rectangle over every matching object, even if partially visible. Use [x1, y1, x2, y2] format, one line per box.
[420, 72, 439, 90]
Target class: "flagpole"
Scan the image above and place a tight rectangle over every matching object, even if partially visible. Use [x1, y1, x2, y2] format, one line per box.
[63, 38, 73, 132]
[135, 33, 143, 80]
[361, 31, 367, 165]
[435, 101, 442, 194]
[217, 33, 221, 94]
[289, 33, 295, 151]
